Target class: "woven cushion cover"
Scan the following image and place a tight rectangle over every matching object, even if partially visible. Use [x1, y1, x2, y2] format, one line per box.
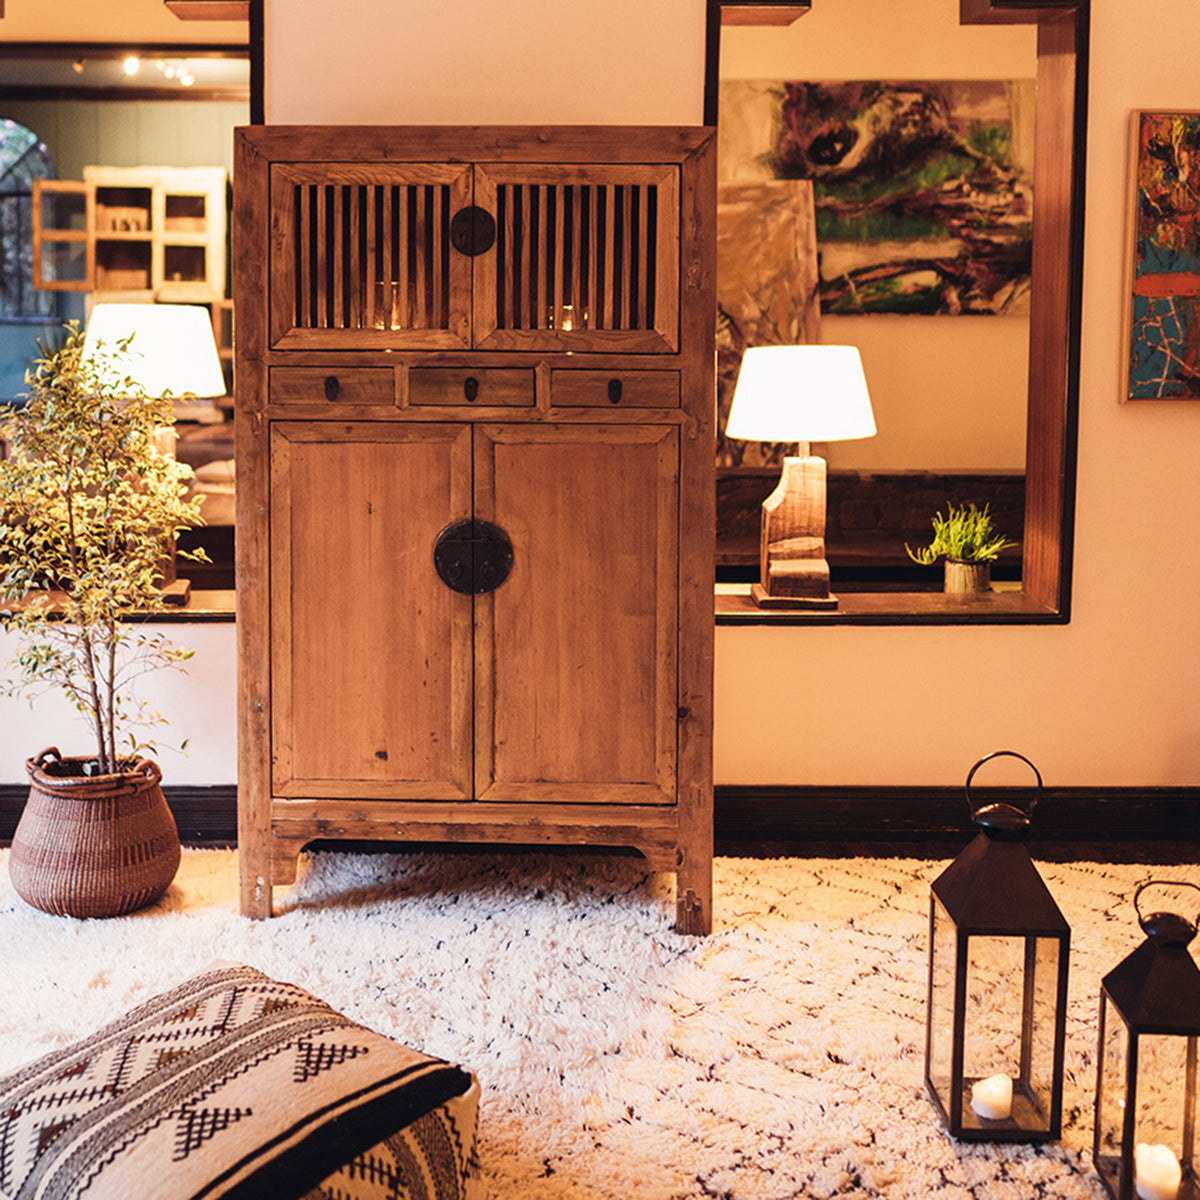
[0, 965, 478, 1200]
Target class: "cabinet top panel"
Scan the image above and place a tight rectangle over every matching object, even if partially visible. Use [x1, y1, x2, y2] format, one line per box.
[235, 125, 714, 167]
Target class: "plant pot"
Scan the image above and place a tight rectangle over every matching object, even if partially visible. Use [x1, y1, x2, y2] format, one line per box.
[9, 747, 182, 918]
[943, 558, 992, 594]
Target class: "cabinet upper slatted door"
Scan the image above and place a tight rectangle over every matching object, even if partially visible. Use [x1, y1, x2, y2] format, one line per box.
[269, 421, 474, 800]
[269, 164, 473, 351]
[472, 164, 679, 353]
[474, 424, 679, 804]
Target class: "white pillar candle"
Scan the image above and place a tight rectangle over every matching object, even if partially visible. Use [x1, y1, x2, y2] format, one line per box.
[970, 1073, 1013, 1120]
[1135, 1143, 1181, 1200]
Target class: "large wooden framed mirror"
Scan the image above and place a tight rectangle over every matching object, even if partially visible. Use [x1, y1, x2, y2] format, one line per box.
[709, 0, 1088, 623]
[0, 44, 249, 600]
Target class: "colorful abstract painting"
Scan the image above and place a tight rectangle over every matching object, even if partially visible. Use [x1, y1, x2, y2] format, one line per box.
[719, 80, 1035, 316]
[1125, 111, 1200, 401]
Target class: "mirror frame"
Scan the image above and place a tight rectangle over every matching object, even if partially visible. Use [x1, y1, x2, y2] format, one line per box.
[709, 0, 1089, 624]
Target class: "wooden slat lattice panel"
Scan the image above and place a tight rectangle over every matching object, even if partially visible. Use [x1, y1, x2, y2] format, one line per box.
[475, 164, 679, 353]
[270, 164, 471, 350]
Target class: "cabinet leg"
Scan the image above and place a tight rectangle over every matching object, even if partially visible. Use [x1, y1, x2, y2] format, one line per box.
[675, 858, 712, 935]
[239, 864, 274, 919]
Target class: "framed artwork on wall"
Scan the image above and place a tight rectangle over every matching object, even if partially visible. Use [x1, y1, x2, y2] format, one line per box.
[716, 178, 820, 467]
[1123, 110, 1200, 402]
[719, 79, 1035, 317]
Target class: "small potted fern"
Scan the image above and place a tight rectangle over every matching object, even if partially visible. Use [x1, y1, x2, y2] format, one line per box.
[905, 502, 1015, 593]
[0, 318, 209, 917]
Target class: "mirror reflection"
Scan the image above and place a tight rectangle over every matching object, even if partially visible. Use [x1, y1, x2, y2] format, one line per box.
[716, 0, 1037, 591]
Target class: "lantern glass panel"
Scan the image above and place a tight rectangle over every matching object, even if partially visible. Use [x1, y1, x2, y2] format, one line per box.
[1095, 992, 1131, 1196]
[961, 934, 1061, 1132]
[1134, 1033, 1198, 1199]
[927, 894, 957, 1113]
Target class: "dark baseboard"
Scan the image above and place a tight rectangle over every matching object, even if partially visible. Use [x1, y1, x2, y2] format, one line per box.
[1, 783, 1198, 853]
[0, 783, 239, 846]
[712, 785, 1200, 860]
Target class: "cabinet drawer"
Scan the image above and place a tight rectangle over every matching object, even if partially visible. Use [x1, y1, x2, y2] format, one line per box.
[551, 370, 680, 408]
[409, 368, 534, 407]
[270, 368, 394, 406]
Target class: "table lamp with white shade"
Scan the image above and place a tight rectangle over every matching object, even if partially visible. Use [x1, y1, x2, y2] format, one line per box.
[725, 344, 876, 609]
[80, 303, 226, 601]
[81, 302, 227, 412]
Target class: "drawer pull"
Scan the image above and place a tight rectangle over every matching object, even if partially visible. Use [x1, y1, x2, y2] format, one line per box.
[607, 378, 623, 404]
[464, 376, 480, 402]
[323, 375, 340, 402]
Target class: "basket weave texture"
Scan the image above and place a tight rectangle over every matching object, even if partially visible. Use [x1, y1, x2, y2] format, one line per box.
[9, 747, 182, 918]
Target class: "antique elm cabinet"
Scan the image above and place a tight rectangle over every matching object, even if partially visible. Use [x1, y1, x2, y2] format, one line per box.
[233, 126, 715, 932]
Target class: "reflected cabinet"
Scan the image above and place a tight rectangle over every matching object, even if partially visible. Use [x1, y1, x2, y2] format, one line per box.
[234, 126, 716, 932]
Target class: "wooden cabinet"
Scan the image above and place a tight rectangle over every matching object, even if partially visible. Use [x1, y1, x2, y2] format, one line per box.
[33, 166, 226, 302]
[235, 126, 715, 933]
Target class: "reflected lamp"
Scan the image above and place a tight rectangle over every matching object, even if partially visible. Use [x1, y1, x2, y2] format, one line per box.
[82, 302, 226, 412]
[81, 303, 225, 602]
[725, 345, 875, 609]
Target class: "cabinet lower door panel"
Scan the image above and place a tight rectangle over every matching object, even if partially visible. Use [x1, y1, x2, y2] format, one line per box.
[270, 422, 473, 799]
[475, 424, 679, 804]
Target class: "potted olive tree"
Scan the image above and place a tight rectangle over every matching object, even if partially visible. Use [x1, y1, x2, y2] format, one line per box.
[0, 321, 208, 917]
[905, 502, 1015, 593]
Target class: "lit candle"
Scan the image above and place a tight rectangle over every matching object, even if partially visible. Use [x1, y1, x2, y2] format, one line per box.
[970, 1073, 1013, 1120]
[1135, 1143, 1181, 1200]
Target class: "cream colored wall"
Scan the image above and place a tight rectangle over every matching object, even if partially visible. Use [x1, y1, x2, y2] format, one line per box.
[263, 0, 706, 125]
[721, 0, 1034, 471]
[3, 0, 1199, 792]
[718, 0, 1200, 787]
[0, 0, 246, 44]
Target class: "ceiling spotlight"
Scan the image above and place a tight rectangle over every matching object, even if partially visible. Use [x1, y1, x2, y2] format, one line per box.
[123, 55, 140, 76]
[179, 71, 195, 87]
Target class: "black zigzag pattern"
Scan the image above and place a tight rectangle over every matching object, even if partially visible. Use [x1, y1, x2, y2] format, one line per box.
[343, 1147, 405, 1195]
[173, 1105, 252, 1161]
[408, 1111, 458, 1200]
[293, 1039, 369, 1083]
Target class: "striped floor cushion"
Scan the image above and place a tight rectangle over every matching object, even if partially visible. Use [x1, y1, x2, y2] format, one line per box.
[0, 965, 480, 1200]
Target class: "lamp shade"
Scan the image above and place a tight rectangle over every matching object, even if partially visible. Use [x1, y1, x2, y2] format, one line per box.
[82, 303, 226, 399]
[726, 344, 876, 444]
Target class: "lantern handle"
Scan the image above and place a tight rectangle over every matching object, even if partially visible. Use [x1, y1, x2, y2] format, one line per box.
[965, 750, 1043, 818]
[1134, 880, 1200, 942]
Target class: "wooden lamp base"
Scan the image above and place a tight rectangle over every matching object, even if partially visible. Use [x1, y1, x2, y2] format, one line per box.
[752, 453, 838, 610]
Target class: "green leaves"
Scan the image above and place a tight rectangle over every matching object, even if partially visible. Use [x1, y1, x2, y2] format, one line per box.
[905, 502, 1015, 566]
[0, 320, 206, 773]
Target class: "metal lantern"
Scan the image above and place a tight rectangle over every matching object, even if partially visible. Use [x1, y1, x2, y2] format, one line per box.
[924, 751, 1070, 1141]
[1093, 881, 1200, 1200]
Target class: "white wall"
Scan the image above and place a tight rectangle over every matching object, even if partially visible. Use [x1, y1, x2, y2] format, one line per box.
[4, 0, 1199, 793]
[721, 0, 1035, 471]
[263, 0, 707, 126]
[716, 0, 1200, 787]
[0, 623, 237, 786]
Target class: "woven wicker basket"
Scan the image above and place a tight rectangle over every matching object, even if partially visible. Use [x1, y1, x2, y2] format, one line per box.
[9, 747, 182, 918]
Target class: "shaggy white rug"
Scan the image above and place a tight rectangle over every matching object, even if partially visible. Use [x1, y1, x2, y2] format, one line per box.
[0, 847, 1192, 1199]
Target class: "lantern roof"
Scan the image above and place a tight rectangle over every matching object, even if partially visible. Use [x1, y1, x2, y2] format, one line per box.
[1102, 921, 1200, 1035]
[931, 831, 1069, 935]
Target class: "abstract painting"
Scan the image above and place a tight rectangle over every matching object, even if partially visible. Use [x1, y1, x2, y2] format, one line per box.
[1124, 111, 1200, 401]
[716, 178, 820, 467]
[719, 79, 1035, 316]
